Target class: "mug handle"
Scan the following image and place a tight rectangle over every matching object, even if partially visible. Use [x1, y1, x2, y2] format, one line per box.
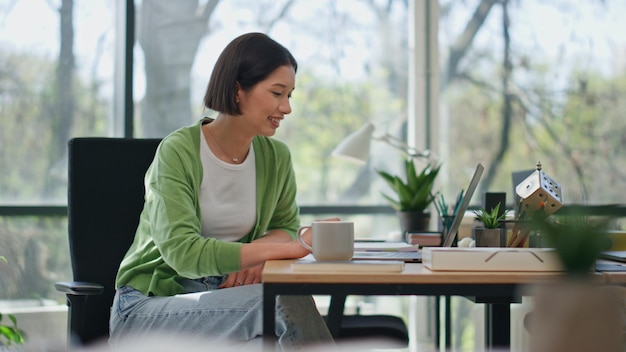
[297, 225, 313, 251]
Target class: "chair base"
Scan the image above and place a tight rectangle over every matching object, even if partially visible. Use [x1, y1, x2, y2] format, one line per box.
[326, 314, 409, 348]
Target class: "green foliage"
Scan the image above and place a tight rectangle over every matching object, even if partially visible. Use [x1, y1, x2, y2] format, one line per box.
[472, 203, 508, 229]
[0, 313, 25, 346]
[376, 159, 441, 212]
[531, 213, 612, 277]
[442, 55, 626, 206]
[0, 256, 26, 346]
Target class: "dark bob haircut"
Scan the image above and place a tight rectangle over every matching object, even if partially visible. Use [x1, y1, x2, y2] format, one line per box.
[203, 32, 298, 115]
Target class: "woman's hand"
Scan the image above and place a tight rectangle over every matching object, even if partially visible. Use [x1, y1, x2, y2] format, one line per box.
[290, 227, 313, 258]
[220, 263, 264, 288]
[237, 217, 342, 270]
[289, 217, 342, 258]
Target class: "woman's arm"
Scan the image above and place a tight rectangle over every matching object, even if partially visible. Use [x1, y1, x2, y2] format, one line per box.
[220, 219, 339, 288]
[220, 228, 310, 288]
[241, 229, 312, 266]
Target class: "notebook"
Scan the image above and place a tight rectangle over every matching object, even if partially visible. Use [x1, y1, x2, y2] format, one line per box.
[599, 251, 626, 263]
[351, 242, 423, 262]
[292, 258, 405, 272]
[352, 163, 484, 263]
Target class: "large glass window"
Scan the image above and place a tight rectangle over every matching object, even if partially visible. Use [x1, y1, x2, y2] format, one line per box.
[0, 0, 410, 297]
[437, 0, 626, 207]
[438, 1, 626, 349]
[0, 0, 116, 205]
[133, 0, 409, 237]
[0, 0, 115, 310]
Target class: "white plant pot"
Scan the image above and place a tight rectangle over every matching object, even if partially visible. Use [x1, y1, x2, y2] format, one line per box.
[527, 280, 625, 352]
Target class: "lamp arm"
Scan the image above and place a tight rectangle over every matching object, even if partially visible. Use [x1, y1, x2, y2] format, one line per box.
[376, 133, 431, 159]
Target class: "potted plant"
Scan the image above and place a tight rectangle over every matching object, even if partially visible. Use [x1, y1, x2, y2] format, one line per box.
[530, 213, 612, 276]
[376, 158, 441, 233]
[0, 256, 25, 349]
[472, 203, 508, 247]
[0, 313, 24, 349]
[523, 213, 622, 352]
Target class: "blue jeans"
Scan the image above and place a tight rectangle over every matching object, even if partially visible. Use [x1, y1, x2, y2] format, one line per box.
[109, 276, 335, 350]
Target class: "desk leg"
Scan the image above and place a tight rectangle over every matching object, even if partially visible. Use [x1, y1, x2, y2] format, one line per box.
[444, 296, 452, 349]
[434, 296, 452, 351]
[434, 296, 440, 347]
[325, 294, 347, 337]
[485, 303, 510, 350]
[262, 285, 276, 349]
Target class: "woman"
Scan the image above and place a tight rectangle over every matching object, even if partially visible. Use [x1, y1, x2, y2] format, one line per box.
[109, 32, 335, 350]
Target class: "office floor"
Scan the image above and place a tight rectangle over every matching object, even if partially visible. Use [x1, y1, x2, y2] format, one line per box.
[316, 295, 534, 352]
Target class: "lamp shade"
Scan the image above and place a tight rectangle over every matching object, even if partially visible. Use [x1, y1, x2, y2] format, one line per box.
[331, 123, 375, 164]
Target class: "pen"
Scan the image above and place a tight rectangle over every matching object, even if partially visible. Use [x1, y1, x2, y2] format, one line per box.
[435, 193, 448, 217]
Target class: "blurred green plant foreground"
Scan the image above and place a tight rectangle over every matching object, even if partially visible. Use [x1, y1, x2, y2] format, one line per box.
[0, 256, 26, 347]
[532, 212, 613, 276]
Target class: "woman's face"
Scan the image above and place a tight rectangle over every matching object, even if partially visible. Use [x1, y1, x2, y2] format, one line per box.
[237, 65, 296, 137]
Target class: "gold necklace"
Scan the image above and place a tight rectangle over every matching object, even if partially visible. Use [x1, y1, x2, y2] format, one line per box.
[206, 126, 246, 163]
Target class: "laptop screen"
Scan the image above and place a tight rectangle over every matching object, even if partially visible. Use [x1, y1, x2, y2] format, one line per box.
[441, 163, 484, 247]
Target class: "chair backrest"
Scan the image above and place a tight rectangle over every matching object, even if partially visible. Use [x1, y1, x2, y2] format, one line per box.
[67, 137, 161, 344]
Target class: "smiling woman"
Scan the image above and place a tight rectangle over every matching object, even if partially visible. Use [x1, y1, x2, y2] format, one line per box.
[109, 32, 336, 349]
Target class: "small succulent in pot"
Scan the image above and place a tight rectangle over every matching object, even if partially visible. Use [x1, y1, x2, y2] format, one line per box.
[472, 203, 508, 229]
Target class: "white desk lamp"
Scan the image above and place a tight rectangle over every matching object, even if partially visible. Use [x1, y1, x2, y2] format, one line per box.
[331, 122, 432, 164]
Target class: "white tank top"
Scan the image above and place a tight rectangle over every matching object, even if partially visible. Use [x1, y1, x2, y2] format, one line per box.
[199, 129, 256, 242]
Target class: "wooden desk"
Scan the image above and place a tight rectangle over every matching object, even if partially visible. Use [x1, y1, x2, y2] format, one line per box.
[262, 260, 586, 350]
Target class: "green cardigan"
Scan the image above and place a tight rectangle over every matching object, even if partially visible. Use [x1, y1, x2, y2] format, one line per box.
[115, 119, 300, 296]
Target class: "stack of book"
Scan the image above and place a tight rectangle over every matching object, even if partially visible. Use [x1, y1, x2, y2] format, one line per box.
[405, 231, 442, 247]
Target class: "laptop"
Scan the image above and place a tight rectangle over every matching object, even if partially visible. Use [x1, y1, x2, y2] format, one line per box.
[352, 163, 484, 263]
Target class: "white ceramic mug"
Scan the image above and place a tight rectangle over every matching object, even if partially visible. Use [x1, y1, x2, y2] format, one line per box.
[297, 221, 354, 261]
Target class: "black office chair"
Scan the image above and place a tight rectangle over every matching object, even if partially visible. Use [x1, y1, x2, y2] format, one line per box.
[55, 137, 408, 348]
[55, 137, 161, 346]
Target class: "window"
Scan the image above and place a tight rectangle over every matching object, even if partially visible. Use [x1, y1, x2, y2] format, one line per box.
[133, 0, 410, 237]
[0, 0, 411, 300]
[437, 1, 626, 349]
[437, 0, 626, 207]
[0, 0, 115, 304]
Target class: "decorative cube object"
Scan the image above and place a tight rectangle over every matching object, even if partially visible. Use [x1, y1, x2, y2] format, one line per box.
[515, 161, 562, 216]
